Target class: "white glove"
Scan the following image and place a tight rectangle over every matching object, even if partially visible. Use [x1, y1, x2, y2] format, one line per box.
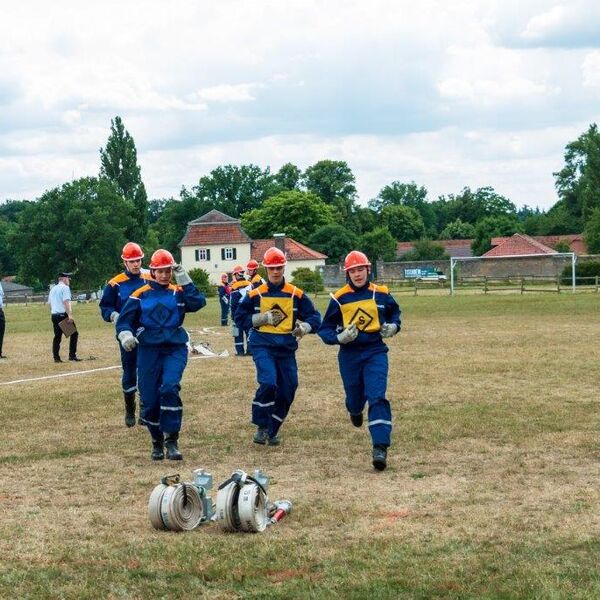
[231, 324, 239, 337]
[118, 330, 138, 352]
[173, 264, 192, 286]
[380, 323, 398, 338]
[252, 309, 285, 328]
[110, 311, 119, 323]
[337, 323, 358, 344]
[292, 321, 311, 339]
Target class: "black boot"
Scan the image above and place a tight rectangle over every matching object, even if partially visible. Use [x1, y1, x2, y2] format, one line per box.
[151, 433, 165, 461]
[165, 433, 183, 461]
[124, 392, 136, 428]
[372, 445, 388, 471]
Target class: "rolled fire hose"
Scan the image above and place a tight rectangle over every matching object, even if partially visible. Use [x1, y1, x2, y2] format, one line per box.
[216, 470, 269, 533]
[148, 479, 204, 531]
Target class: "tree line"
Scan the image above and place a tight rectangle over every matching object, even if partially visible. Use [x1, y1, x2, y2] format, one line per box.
[1, 117, 600, 290]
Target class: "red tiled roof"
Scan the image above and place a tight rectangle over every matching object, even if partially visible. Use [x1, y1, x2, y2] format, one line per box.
[188, 209, 238, 225]
[491, 234, 586, 254]
[483, 233, 556, 257]
[180, 222, 251, 246]
[251, 238, 327, 261]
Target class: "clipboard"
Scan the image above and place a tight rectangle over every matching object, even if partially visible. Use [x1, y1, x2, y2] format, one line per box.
[58, 317, 77, 337]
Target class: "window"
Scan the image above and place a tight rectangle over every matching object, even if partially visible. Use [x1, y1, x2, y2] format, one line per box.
[221, 247, 237, 260]
[195, 248, 210, 261]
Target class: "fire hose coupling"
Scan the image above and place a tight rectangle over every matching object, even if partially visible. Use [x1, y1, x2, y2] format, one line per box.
[148, 469, 215, 532]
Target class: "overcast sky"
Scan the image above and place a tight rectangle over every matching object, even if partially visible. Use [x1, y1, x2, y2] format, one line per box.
[2, 0, 600, 210]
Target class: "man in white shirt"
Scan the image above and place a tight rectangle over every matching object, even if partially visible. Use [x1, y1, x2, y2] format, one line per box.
[0, 281, 5, 359]
[48, 272, 80, 363]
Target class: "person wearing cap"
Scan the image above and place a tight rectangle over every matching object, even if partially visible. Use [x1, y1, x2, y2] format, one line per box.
[229, 264, 251, 356]
[317, 250, 401, 471]
[246, 259, 265, 289]
[116, 249, 205, 461]
[217, 273, 231, 326]
[234, 247, 322, 446]
[48, 272, 80, 363]
[99, 242, 152, 427]
[0, 279, 6, 359]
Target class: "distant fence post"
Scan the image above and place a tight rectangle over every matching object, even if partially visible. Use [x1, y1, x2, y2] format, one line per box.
[484, 276, 488, 294]
[556, 275, 561, 294]
[413, 279, 418, 296]
[520, 278, 525, 294]
[596, 275, 599, 293]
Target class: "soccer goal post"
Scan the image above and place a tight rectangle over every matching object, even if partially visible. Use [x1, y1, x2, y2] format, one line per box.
[449, 252, 577, 295]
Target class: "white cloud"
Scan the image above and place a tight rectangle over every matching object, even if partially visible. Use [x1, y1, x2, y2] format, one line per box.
[582, 51, 600, 88]
[195, 84, 260, 103]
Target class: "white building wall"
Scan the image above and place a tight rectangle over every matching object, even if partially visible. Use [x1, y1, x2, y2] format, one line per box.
[181, 243, 252, 283]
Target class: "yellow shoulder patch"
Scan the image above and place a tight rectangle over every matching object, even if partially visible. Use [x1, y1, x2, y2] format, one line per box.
[131, 284, 152, 298]
[281, 282, 304, 298]
[109, 272, 129, 286]
[333, 284, 353, 299]
[168, 284, 181, 292]
[370, 283, 389, 294]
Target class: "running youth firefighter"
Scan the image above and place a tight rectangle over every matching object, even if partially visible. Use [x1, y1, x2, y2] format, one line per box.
[229, 264, 251, 356]
[234, 247, 322, 446]
[116, 249, 206, 461]
[246, 259, 265, 288]
[317, 250, 401, 471]
[217, 273, 231, 326]
[99, 242, 152, 427]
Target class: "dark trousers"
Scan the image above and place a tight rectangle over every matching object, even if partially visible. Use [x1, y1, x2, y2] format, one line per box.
[0, 308, 5, 355]
[51, 313, 78, 360]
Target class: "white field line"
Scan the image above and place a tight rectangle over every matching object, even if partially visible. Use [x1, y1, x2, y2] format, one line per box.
[0, 354, 227, 386]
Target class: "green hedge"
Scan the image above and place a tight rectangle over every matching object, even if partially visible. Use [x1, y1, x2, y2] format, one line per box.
[188, 268, 216, 297]
[561, 261, 600, 285]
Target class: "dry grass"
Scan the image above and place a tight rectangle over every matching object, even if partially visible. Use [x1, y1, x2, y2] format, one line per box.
[0, 294, 599, 599]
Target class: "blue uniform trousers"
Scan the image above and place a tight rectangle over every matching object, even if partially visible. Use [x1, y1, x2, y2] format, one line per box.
[338, 346, 392, 447]
[251, 346, 298, 437]
[137, 344, 188, 439]
[234, 327, 251, 356]
[119, 344, 138, 393]
[220, 299, 229, 326]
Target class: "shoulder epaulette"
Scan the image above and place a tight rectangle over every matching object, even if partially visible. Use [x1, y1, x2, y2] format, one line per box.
[131, 284, 152, 298]
[370, 282, 389, 294]
[108, 272, 129, 286]
[231, 280, 250, 291]
[333, 284, 353, 299]
[168, 284, 181, 292]
[282, 282, 304, 298]
[249, 282, 269, 298]
[141, 272, 153, 281]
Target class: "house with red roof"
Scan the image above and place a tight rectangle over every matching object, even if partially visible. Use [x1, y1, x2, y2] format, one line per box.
[483, 233, 560, 257]
[179, 209, 327, 283]
[489, 234, 586, 255]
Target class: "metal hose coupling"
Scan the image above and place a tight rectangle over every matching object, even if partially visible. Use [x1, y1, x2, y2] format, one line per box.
[148, 469, 214, 531]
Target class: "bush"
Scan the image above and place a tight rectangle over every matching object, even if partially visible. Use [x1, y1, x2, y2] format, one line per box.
[290, 267, 324, 293]
[561, 261, 600, 285]
[188, 268, 216, 297]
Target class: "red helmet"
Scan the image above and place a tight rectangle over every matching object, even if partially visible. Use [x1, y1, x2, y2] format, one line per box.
[343, 250, 371, 271]
[121, 242, 144, 261]
[232, 265, 244, 275]
[262, 247, 287, 267]
[149, 249, 176, 269]
[246, 259, 259, 270]
[220, 273, 228, 281]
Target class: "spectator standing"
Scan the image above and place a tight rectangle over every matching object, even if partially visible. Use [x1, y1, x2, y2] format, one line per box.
[0, 280, 6, 359]
[48, 272, 81, 363]
[217, 273, 231, 326]
[229, 265, 251, 356]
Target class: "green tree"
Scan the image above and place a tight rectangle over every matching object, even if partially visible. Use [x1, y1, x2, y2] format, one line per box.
[274, 163, 302, 192]
[554, 123, 600, 223]
[188, 268, 215, 297]
[346, 206, 378, 236]
[186, 164, 276, 218]
[402, 239, 449, 261]
[241, 191, 335, 244]
[0, 218, 17, 275]
[303, 160, 357, 221]
[148, 198, 170, 224]
[309, 224, 359, 264]
[471, 215, 521, 256]
[380, 205, 425, 241]
[583, 207, 600, 254]
[290, 267, 324, 293]
[10, 177, 137, 288]
[358, 227, 397, 274]
[100, 116, 148, 241]
[439, 218, 476, 240]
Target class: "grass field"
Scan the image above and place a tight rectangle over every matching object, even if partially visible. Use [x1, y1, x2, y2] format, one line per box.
[0, 294, 599, 599]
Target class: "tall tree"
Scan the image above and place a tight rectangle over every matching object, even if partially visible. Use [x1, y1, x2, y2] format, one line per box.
[186, 164, 277, 218]
[554, 123, 600, 224]
[309, 224, 359, 264]
[471, 215, 521, 256]
[241, 190, 334, 244]
[303, 160, 358, 222]
[10, 178, 137, 288]
[99, 116, 148, 241]
[358, 227, 397, 271]
[439, 218, 476, 240]
[380, 205, 425, 241]
[274, 163, 302, 192]
[584, 207, 600, 253]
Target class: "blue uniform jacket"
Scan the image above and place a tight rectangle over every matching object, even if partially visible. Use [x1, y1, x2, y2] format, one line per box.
[249, 273, 266, 289]
[116, 280, 206, 346]
[99, 270, 152, 322]
[235, 278, 322, 354]
[230, 278, 251, 319]
[217, 284, 230, 302]
[318, 281, 401, 351]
